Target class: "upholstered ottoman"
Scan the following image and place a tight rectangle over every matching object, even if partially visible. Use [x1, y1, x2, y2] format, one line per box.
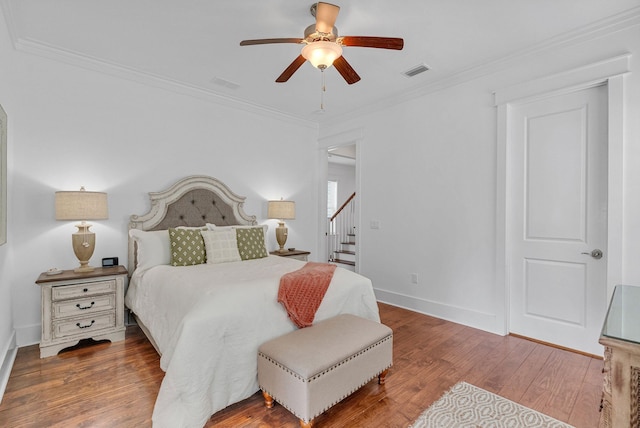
[257, 314, 393, 427]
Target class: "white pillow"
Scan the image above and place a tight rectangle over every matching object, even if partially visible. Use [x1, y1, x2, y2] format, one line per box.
[206, 223, 233, 230]
[201, 229, 241, 264]
[207, 224, 270, 257]
[208, 223, 268, 232]
[129, 229, 170, 271]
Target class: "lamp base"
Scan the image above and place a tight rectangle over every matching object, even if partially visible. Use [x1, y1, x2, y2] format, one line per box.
[72, 222, 96, 274]
[275, 222, 288, 253]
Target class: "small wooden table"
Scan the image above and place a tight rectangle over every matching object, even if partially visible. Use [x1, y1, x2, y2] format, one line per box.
[36, 266, 127, 358]
[598, 285, 640, 427]
[270, 249, 310, 261]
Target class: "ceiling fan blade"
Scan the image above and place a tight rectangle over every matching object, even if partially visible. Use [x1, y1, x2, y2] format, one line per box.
[276, 55, 307, 83]
[240, 38, 304, 46]
[333, 56, 361, 85]
[339, 36, 404, 50]
[315, 2, 340, 34]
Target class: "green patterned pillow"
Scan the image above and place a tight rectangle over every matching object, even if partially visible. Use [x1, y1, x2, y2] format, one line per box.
[235, 226, 268, 260]
[169, 228, 206, 266]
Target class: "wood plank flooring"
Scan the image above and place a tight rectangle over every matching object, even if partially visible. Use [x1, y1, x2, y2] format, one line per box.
[0, 303, 604, 427]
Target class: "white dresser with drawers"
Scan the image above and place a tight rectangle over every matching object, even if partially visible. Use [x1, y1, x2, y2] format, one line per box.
[36, 266, 127, 358]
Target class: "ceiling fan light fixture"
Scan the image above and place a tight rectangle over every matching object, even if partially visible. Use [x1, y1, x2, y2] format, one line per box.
[301, 41, 343, 69]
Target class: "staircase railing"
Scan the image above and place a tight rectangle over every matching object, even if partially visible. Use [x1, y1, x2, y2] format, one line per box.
[327, 192, 356, 263]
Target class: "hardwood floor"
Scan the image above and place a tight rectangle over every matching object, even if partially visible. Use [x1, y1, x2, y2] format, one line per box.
[0, 303, 603, 427]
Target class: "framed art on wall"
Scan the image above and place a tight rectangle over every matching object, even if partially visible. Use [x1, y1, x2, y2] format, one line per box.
[0, 104, 6, 245]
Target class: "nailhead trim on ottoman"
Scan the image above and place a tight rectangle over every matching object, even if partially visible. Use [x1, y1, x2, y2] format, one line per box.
[258, 314, 393, 427]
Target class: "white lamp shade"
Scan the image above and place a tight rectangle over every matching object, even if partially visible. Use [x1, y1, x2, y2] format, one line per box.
[268, 200, 295, 220]
[301, 41, 343, 69]
[55, 189, 108, 221]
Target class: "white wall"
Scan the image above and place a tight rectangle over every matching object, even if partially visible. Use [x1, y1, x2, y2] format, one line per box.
[321, 21, 640, 334]
[0, 10, 321, 349]
[328, 162, 356, 210]
[0, 5, 15, 399]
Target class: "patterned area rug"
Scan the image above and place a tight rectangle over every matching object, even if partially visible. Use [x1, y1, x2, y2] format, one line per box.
[409, 382, 575, 428]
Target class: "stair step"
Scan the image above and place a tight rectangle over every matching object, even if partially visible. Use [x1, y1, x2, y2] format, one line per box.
[332, 258, 355, 266]
[332, 251, 355, 263]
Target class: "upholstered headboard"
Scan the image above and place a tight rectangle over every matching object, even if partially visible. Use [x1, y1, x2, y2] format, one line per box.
[128, 175, 257, 274]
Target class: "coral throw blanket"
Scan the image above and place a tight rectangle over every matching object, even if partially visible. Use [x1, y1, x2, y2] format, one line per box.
[278, 262, 337, 328]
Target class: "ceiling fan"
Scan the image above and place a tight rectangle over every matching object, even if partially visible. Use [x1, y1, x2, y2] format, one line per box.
[239, 2, 404, 85]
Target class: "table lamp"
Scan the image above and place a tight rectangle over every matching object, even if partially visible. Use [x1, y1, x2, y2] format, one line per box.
[55, 187, 108, 272]
[267, 199, 295, 253]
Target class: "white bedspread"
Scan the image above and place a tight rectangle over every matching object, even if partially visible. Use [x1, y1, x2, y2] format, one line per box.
[125, 256, 380, 428]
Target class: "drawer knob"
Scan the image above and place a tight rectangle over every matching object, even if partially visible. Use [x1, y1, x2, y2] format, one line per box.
[83, 288, 89, 292]
[76, 320, 95, 329]
[76, 302, 95, 310]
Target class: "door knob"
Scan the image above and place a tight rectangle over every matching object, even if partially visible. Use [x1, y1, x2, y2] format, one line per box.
[581, 249, 603, 259]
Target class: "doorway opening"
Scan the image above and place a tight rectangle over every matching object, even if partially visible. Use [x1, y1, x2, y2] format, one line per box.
[327, 144, 356, 271]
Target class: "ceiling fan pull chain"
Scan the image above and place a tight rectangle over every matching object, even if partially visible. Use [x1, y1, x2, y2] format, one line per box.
[320, 68, 326, 111]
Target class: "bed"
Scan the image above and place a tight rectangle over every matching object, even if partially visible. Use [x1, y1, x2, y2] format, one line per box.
[124, 175, 380, 428]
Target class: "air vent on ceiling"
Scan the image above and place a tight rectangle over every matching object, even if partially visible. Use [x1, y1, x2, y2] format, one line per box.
[402, 64, 430, 78]
[210, 77, 240, 90]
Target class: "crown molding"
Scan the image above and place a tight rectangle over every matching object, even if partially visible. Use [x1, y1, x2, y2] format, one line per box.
[323, 5, 640, 127]
[0, 0, 18, 46]
[13, 37, 318, 129]
[3, 0, 638, 130]
[0, 0, 317, 130]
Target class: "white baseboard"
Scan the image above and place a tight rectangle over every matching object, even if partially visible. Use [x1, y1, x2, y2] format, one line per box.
[374, 287, 503, 335]
[0, 330, 17, 404]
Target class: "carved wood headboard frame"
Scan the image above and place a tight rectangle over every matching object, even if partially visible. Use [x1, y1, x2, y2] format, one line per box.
[128, 175, 257, 274]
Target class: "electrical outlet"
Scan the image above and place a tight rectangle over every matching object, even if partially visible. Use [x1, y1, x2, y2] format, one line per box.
[410, 273, 418, 284]
[370, 220, 380, 229]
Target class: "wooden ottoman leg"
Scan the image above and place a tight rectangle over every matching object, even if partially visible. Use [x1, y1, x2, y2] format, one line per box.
[378, 369, 389, 385]
[262, 390, 274, 409]
[299, 419, 314, 428]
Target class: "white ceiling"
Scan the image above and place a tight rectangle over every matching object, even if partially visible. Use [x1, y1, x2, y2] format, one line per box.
[4, 0, 639, 123]
[328, 144, 356, 165]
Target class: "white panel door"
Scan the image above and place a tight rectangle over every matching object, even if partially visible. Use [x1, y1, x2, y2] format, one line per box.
[508, 85, 608, 355]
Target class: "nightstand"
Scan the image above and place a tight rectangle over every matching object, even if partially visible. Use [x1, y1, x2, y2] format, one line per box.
[269, 249, 310, 261]
[35, 266, 127, 358]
